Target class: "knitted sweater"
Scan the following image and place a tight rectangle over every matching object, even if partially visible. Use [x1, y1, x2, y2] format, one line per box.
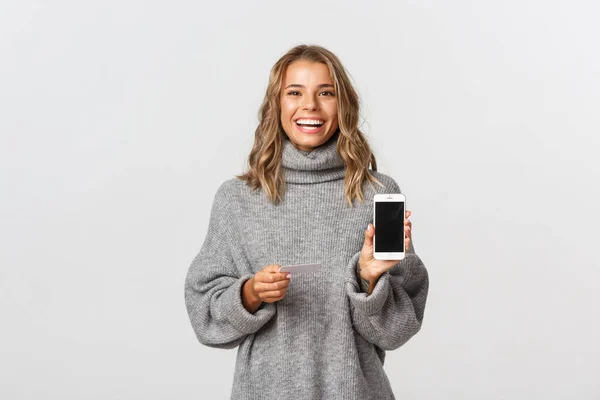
[184, 134, 429, 400]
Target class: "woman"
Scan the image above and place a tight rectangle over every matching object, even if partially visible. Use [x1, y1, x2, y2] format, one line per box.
[184, 44, 429, 400]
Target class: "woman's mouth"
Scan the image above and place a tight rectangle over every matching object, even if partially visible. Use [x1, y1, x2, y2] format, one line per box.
[294, 118, 325, 134]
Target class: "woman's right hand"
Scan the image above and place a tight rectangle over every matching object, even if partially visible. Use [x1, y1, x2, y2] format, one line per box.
[247, 264, 291, 304]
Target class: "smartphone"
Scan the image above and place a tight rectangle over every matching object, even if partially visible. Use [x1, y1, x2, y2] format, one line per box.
[373, 193, 406, 260]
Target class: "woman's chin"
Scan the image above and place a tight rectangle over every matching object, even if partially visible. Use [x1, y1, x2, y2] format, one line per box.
[293, 136, 326, 151]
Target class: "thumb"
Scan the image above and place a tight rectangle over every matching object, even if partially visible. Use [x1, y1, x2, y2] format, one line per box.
[363, 224, 374, 249]
[268, 264, 281, 273]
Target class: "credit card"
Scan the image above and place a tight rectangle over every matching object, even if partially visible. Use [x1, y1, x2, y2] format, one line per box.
[279, 263, 321, 274]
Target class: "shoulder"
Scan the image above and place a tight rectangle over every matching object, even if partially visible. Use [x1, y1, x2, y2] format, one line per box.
[212, 177, 260, 211]
[214, 177, 242, 197]
[212, 177, 248, 204]
[367, 170, 403, 194]
[205, 178, 250, 225]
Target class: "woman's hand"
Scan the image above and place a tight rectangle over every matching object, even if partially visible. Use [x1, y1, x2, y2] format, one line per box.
[357, 210, 412, 294]
[247, 264, 292, 304]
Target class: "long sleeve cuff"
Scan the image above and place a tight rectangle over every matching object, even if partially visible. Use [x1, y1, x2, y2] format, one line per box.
[345, 252, 396, 316]
[222, 275, 276, 334]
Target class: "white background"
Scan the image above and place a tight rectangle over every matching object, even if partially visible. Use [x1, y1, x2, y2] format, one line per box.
[1, 0, 599, 398]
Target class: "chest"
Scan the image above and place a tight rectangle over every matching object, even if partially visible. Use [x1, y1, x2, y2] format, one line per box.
[234, 188, 373, 277]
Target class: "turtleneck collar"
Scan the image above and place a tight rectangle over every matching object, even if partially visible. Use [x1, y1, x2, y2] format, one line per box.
[281, 132, 346, 184]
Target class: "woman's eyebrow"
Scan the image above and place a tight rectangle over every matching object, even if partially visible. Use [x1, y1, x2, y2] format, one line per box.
[284, 83, 334, 89]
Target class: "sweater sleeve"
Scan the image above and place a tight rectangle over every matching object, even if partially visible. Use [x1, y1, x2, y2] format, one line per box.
[344, 242, 429, 351]
[344, 179, 429, 351]
[184, 183, 276, 349]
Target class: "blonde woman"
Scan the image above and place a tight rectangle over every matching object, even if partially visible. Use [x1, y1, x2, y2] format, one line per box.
[185, 44, 429, 400]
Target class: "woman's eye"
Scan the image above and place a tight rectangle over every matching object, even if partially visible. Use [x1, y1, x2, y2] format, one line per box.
[286, 91, 335, 96]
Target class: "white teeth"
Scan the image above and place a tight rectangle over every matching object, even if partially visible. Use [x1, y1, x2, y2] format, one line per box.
[296, 119, 324, 125]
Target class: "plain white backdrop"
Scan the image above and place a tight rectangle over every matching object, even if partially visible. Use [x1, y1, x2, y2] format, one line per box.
[1, 0, 599, 398]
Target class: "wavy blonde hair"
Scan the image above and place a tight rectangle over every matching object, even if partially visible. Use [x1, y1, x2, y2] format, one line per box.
[236, 44, 384, 207]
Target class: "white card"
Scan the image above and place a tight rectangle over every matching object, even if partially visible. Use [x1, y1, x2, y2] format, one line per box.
[279, 263, 321, 274]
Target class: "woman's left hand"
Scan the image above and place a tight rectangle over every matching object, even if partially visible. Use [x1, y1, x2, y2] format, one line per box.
[357, 210, 412, 294]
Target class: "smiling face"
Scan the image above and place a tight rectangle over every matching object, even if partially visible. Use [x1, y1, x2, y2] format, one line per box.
[280, 60, 339, 152]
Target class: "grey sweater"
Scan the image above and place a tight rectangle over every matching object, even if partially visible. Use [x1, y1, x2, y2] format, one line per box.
[184, 134, 429, 400]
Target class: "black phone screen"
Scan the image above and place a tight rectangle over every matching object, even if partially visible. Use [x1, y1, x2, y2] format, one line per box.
[374, 201, 405, 253]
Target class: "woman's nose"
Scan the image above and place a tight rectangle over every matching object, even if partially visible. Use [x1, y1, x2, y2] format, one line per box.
[301, 94, 318, 110]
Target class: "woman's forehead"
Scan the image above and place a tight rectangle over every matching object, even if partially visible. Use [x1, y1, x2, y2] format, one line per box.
[282, 61, 333, 86]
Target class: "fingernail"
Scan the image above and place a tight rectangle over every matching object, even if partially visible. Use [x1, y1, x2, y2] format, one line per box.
[287, 274, 292, 279]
